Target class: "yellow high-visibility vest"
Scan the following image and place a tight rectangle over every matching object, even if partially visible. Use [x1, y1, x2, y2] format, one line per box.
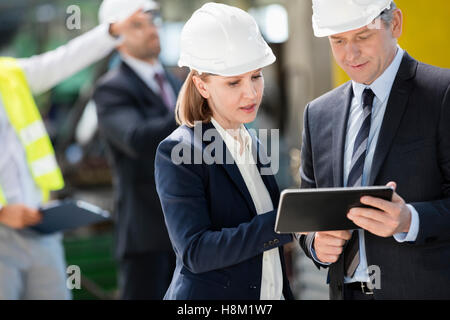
[0, 57, 64, 206]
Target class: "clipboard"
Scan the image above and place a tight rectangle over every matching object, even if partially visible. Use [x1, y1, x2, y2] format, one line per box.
[274, 186, 394, 233]
[31, 199, 111, 234]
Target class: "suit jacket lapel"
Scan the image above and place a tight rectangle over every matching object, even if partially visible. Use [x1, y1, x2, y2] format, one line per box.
[368, 52, 418, 185]
[332, 82, 353, 187]
[120, 61, 171, 112]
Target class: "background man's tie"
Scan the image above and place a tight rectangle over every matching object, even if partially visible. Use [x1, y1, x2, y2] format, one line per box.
[344, 88, 375, 278]
[154, 71, 173, 110]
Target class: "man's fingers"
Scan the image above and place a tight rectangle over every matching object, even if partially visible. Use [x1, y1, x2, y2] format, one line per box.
[386, 181, 397, 191]
[320, 230, 352, 240]
[316, 233, 347, 247]
[314, 231, 348, 264]
[360, 195, 397, 213]
[314, 230, 353, 264]
[316, 244, 344, 256]
[386, 181, 404, 202]
[348, 207, 390, 224]
[390, 190, 404, 203]
[360, 181, 404, 210]
[318, 254, 340, 264]
[348, 214, 386, 236]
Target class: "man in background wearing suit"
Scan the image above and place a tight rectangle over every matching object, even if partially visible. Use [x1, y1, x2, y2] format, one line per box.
[93, 0, 180, 299]
[299, 0, 450, 299]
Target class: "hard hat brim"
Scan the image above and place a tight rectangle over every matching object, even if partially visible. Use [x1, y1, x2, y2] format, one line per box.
[312, 0, 392, 37]
[178, 51, 276, 77]
[313, 15, 380, 37]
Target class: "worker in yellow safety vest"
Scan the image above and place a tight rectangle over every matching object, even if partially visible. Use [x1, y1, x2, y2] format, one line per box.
[0, 7, 142, 300]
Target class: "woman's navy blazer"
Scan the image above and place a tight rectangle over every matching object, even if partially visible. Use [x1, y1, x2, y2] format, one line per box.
[155, 121, 294, 300]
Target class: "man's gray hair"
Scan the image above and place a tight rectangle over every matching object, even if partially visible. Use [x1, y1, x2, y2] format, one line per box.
[379, 1, 397, 26]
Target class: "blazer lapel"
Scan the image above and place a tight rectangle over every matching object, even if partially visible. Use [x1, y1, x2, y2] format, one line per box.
[201, 122, 258, 216]
[332, 82, 353, 187]
[368, 52, 418, 185]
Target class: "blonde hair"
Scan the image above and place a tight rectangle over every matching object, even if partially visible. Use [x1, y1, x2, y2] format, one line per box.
[175, 70, 213, 127]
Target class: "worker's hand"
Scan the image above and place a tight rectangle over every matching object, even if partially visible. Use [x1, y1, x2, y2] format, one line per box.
[347, 181, 412, 237]
[109, 9, 147, 37]
[0, 204, 42, 229]
[313, 230, 352, 263]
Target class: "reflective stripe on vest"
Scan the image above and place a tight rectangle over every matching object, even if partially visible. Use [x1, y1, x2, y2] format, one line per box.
[0, 188, 6, 206]
[0, 57, 64, 204]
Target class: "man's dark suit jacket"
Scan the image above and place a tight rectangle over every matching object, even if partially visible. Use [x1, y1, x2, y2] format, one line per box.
[94, 61, 181, 259]
[155, 122, 293, 300]
[299, 52, 450, 299]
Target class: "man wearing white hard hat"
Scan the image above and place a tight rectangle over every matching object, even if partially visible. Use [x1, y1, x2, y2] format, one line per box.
[299, 0, 450, 299]
[0, 5, 139, 299]
[155, 3, 294, 300]
[94, 0, 180, 300]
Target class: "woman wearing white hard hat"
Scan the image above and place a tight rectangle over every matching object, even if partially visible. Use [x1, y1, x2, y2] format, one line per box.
[155, 3, 294, 300]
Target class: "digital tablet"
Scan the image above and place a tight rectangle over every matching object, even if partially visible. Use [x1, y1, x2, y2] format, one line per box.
[274, 186, 394, 233]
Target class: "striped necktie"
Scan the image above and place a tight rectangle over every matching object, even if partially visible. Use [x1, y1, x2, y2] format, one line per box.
[344, 88, 375, 278]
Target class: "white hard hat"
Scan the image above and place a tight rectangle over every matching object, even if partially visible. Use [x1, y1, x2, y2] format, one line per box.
[178, 2, 276, 77]
[98, 0, 159, 25]
[312, 0, 393, 37]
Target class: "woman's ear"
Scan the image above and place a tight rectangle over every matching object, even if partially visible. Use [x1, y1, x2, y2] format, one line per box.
[192, 75, 210, 99]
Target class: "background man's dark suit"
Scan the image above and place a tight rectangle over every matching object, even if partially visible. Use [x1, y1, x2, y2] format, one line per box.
[300, 52, 450, 299]
[93, 61, 181, 299]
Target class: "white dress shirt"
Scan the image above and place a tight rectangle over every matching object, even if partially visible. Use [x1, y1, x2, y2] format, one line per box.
[0, 24, 119, 211]
[211, 118, 284, 300]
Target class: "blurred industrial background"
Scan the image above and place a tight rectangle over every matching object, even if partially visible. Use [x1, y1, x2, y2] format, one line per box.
[0, 0, 449, 300]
